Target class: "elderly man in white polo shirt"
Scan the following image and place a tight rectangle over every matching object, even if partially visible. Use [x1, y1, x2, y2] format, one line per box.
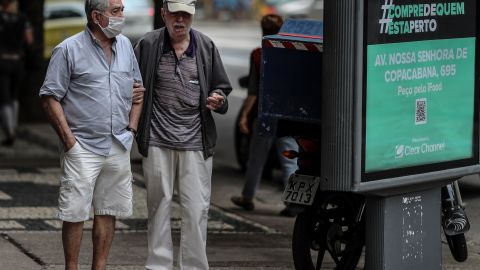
[39, 0, 144, 269]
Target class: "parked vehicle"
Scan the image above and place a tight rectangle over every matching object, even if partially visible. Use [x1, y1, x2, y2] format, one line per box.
[122, 0, 154, 44]
[44, 0, 85, 59]
[308, 0, 323, 19]
[44, 0, 153, 59]
[261, 0, 323, 19]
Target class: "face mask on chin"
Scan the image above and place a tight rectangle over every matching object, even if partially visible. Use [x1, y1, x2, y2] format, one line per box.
[96, 12, 125, 38]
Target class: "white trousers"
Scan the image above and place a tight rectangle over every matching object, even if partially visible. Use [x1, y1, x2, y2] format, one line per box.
[143, 146, 212, 270]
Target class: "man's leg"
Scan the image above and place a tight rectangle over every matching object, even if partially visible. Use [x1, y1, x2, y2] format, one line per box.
[276, 136, 300, 217]
[275, 136, 299, 188]
[91, 140, 133, 269]
[92, 215, 116, 270]
[241, 119, 275, 200]
[177, 151, 213, 270]
[0, 73, 14, 144]
[0, 102, 14, 143]
[12, 99, 19, 132]
[143, 146, 176, 270]
[62, 221, 84, 270]
[58, 143, 104, 270]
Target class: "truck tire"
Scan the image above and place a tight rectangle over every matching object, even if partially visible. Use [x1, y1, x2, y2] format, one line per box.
[292, 212, 321, 270]
[292, 205, 364, 270]
[446, 233, 468, 262]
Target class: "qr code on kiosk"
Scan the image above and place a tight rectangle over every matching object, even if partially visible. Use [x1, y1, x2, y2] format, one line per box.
[415, 98, 427, 125]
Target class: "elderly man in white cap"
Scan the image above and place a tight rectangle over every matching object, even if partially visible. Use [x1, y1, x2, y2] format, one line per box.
[133, 0, 232, 269]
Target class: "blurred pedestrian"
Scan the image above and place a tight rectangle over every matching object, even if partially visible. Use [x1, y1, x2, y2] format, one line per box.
[39, 0, 144, 269]
[133, 0, 232, 268]
[0, 0, 33, 146]
[237, 0, 252, 19]
[230, 14, 299, 217]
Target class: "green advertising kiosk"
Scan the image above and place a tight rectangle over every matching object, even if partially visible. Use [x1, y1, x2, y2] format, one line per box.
[363, 0, 478, 186]
[320, 0, 479, 268]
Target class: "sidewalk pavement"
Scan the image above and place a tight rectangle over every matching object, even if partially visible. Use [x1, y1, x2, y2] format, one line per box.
[1, 124, 295, 269]
[1, 124, 480, 269]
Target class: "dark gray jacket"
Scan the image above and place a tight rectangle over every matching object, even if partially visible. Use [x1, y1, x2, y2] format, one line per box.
[134, 28, 232, 158]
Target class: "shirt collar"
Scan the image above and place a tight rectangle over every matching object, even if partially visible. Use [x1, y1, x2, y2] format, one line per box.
[163, 29, 196, 58]
[85, 24, 117, 48]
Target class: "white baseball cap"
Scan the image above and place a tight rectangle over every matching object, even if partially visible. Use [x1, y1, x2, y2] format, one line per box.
[165, 0, 196, 15]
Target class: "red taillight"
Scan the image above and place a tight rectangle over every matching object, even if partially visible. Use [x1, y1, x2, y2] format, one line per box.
[149, 7, 155, 17]
[297, 138, 320, 153]
[260, 6, 277, 16]
[268, 6, 277, 14]
[283, 150, 299, 159]
[298, 159, 312, 168]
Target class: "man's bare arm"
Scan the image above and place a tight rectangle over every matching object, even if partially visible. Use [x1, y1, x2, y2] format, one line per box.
[132, 82, 145, 104]
[238, 95, 257, 135]
[129, 82, 145, 131]
[41, 96, 76, 150]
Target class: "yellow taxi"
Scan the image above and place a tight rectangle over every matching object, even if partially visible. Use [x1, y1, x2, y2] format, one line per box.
[43, 0, 86, 59]
[43, 0, 153, 58]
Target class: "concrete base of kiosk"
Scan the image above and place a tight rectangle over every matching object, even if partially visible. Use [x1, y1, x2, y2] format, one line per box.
[365, 188, 441, 269]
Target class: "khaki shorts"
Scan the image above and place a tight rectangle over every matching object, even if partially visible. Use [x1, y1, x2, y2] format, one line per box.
[58, 140, 133, 222]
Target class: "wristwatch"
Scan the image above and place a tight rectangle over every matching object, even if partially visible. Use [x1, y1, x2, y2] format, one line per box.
[126, 126, 137, 136]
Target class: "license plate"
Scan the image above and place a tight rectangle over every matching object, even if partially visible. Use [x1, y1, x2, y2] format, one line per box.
[282, 174, 320, 205]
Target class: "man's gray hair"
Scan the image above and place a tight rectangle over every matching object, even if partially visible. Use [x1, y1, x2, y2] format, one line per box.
[85, 0, 109, 23]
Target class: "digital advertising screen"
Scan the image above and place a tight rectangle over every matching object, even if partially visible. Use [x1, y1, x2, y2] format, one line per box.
[362, 0, 478, 181]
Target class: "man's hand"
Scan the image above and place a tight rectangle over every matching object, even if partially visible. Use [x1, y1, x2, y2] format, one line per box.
[64, 137, 77, 152]
[206, 92, 225, 111]
[41, 96, 77, 153]
[133, 82, 145, 104]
